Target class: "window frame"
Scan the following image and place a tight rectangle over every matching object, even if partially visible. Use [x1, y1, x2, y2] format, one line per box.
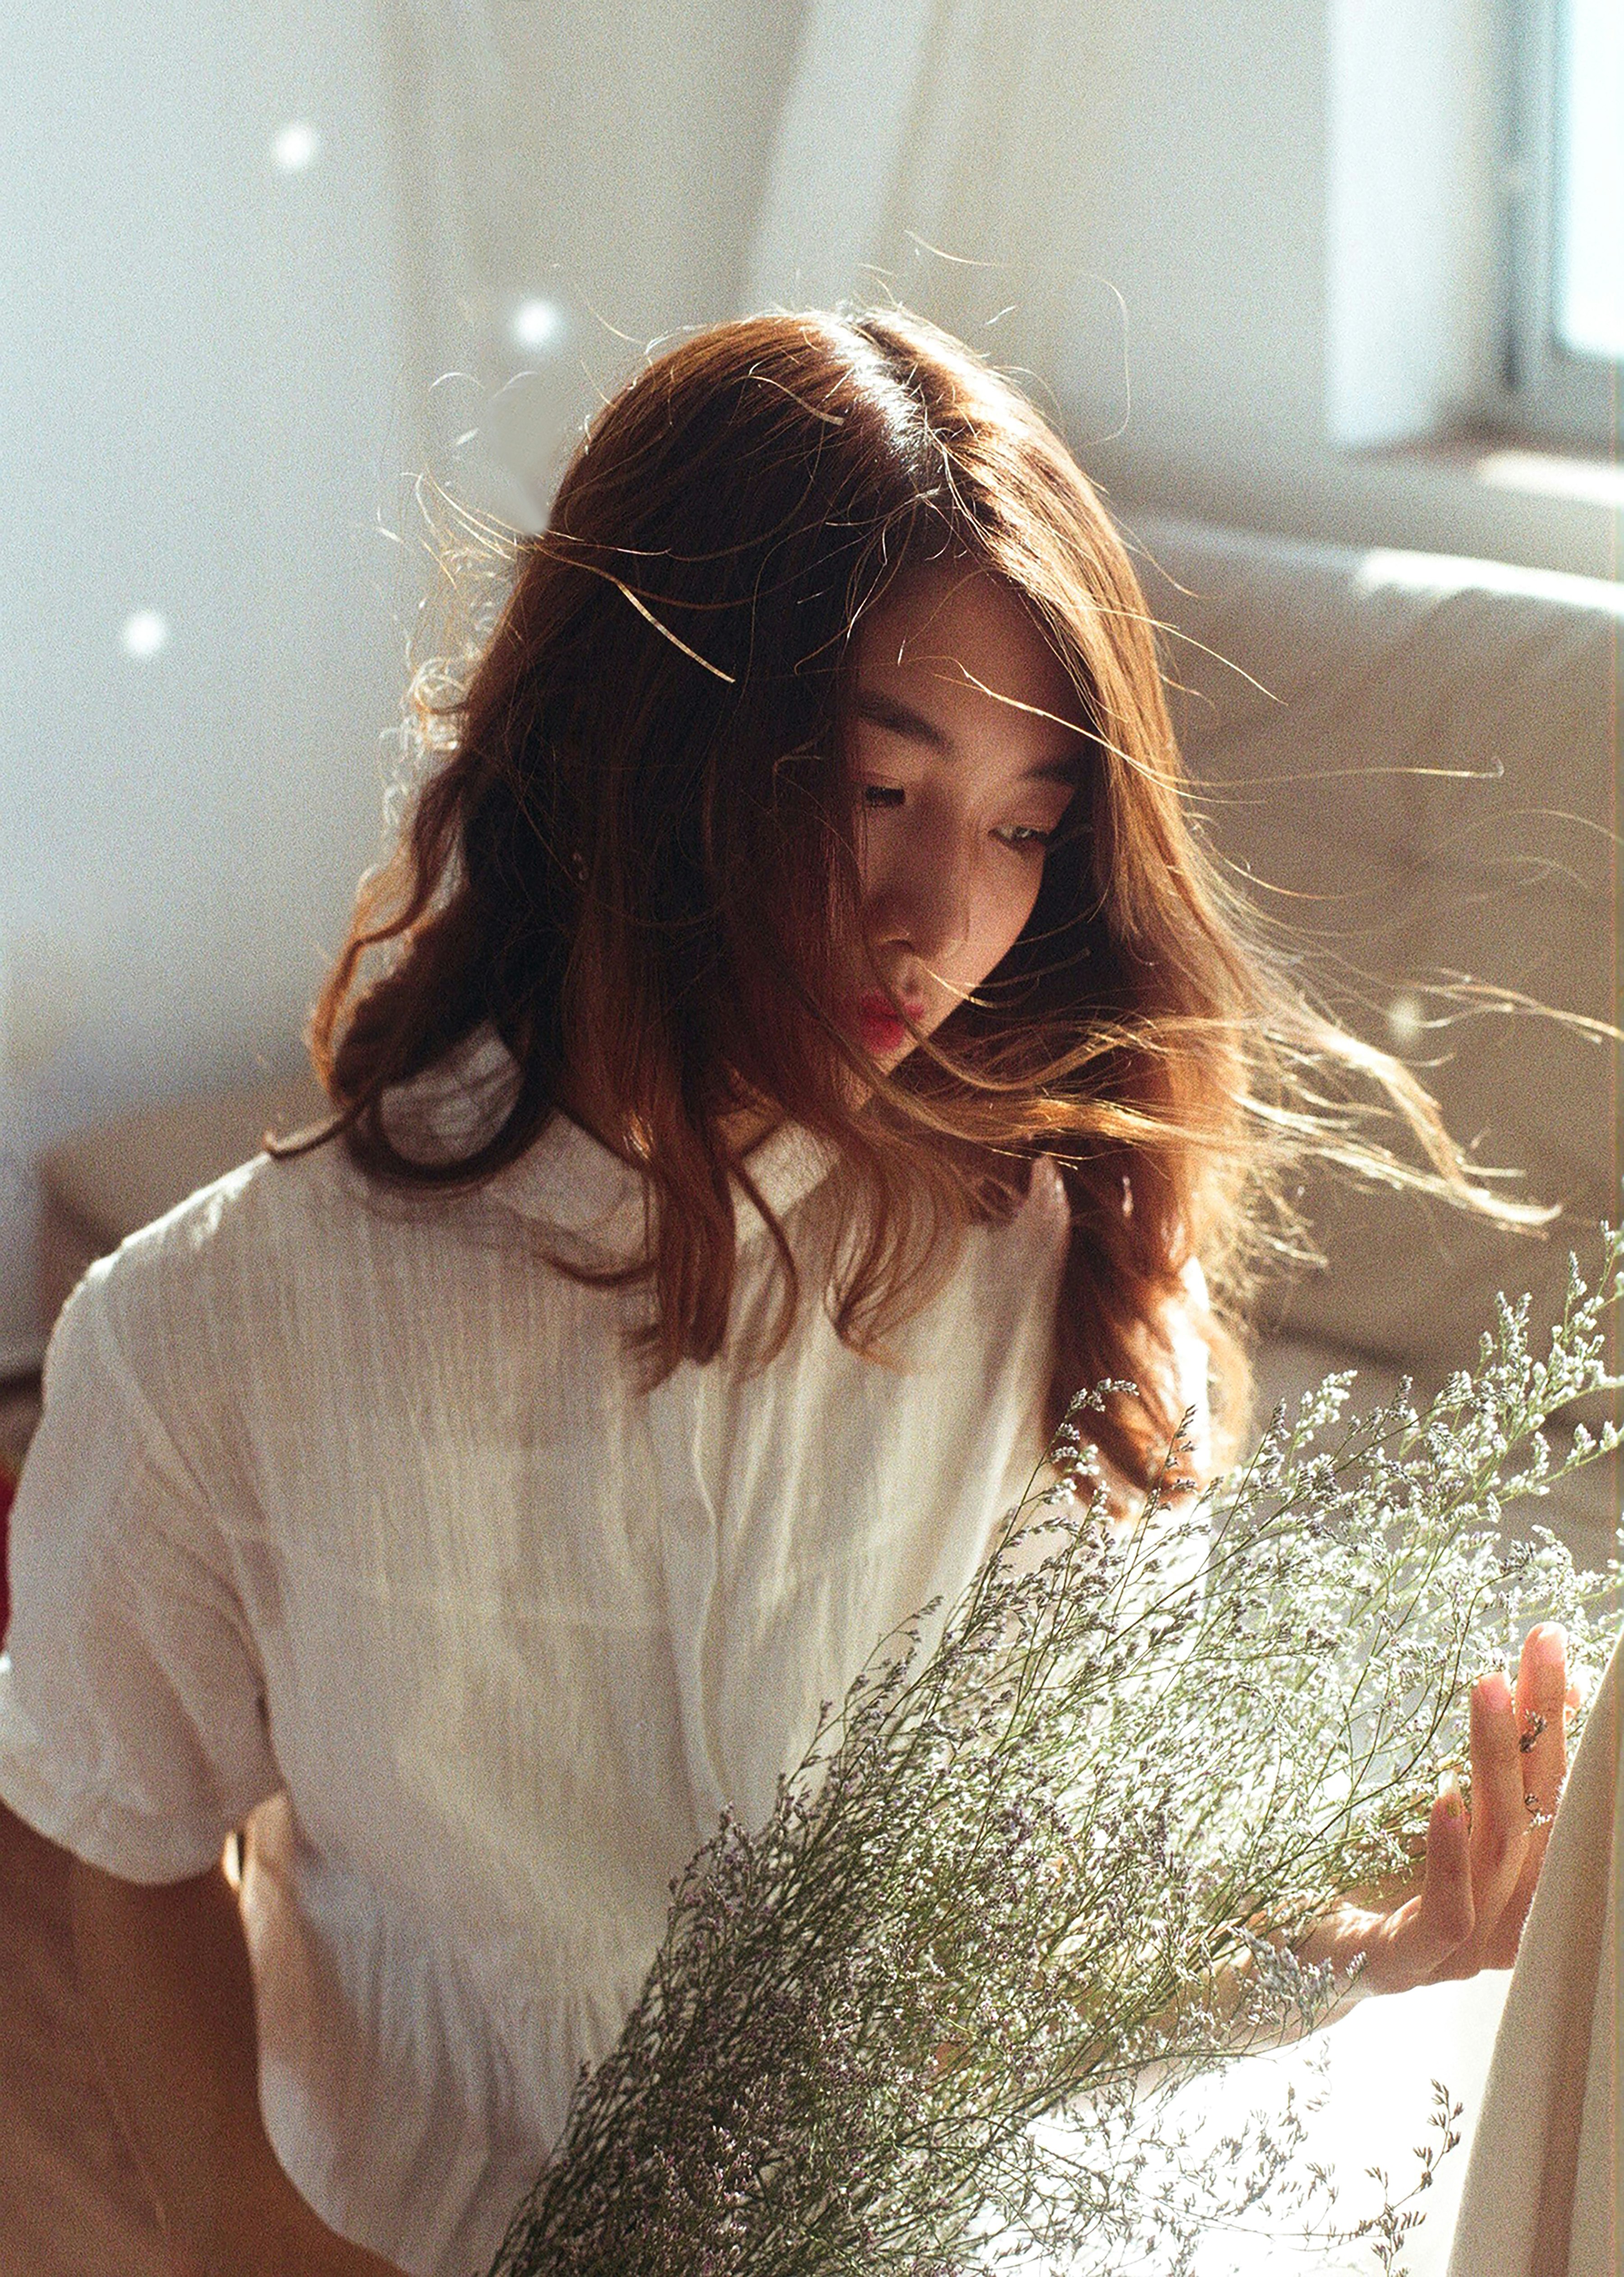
[1491, 0, 1620, 452]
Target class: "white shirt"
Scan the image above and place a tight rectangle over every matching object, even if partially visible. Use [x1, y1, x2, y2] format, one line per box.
[0, 1045, 1083, 2273]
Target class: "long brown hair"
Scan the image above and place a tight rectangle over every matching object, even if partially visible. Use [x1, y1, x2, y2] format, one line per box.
[279, 309, 1534, 1482]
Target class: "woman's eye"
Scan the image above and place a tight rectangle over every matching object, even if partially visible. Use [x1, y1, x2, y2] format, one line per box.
[994, 823, 1058, 852]
[862, 784, 906, 809]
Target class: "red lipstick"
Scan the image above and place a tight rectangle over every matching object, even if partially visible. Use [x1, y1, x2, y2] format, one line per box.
[853, 991, 925, 1056]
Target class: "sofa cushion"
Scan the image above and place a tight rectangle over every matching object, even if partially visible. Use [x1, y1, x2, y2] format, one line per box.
[1133, 516, 1621, 1395]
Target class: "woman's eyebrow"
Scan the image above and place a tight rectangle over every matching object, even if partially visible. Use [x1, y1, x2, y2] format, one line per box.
[1025, 756, 1083, 789]
[853, 687, 952, 752]
[854, 687, 1081, 787]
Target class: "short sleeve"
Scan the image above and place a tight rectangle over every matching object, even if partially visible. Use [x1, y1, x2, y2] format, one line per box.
[0, 1264, 282, 1882]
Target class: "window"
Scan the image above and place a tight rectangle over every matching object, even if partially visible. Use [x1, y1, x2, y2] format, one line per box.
[1499, 0, 1622, 450]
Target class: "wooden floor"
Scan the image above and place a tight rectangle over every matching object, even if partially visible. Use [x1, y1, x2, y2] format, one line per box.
[0, 1800, 175, 2274]
[1, 1375, 170, 2265]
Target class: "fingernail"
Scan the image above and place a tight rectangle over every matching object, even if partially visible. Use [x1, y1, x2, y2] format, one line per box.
[1438, 1769, 1465, 1817]
[1476, 1669, 1513, 1714]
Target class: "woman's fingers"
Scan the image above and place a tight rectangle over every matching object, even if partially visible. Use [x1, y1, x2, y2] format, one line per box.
[1325, 1630, 1577, 1997]
[1479, 1624, 1569, 1968]
[1354, 1778, 1473, 1992]
[1426, 1667, 1529, 1981]
[1408, 1775, 1476, 1969]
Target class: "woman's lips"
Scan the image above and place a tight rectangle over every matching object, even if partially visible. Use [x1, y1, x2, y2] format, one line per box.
[853, 993, 925, 1055]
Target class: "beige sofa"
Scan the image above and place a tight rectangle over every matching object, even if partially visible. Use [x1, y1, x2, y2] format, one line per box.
[1134, 515, 1621, 1559]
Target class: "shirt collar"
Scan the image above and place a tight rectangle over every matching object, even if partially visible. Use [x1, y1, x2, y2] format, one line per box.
[391, 1027, 839, 1250]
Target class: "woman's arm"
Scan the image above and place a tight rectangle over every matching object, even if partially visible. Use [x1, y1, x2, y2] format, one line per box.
[68, 1844, 405, 2277]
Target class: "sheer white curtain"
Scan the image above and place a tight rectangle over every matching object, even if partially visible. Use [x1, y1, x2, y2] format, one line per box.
[373, 0, 805, 519]
[373, 0, 1133, 514]
[746, 0, 1132, 430]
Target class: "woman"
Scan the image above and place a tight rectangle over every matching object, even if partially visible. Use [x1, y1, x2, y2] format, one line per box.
[0, 310, 1574, 2277]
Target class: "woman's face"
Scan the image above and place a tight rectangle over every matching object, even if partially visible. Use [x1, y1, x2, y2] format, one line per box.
[843, 562, 1085, 1064]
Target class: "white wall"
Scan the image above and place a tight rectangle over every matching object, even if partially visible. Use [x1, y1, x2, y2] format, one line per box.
[0, 0, 411, 1370]
[1054, 0, 1616, 578]
[0, 0, 807, 1372]
[1326, 0, 1504, 451]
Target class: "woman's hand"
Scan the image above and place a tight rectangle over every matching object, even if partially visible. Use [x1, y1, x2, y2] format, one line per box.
[1303, 1623, 1578, 1997]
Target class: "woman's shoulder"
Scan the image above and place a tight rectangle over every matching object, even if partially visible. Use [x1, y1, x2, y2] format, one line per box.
[47, 1142, 359, 1406]
[81, 1032, 529, 1320]
[32, 1150, 317, 1510]
[853, 1152, 1072, 1383]
[83, 1134, 366, 1296]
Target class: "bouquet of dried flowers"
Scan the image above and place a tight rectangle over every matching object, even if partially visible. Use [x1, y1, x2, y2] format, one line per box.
[485, 1232, 1623, 2277]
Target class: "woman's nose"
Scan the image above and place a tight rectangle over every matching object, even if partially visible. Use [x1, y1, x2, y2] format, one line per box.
[870, 834, 974, 963]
